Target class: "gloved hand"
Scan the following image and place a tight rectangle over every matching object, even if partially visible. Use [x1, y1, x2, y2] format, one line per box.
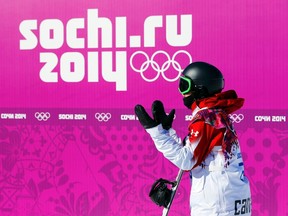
[152, 100, 175, 130]
[134, 104, 159, 129]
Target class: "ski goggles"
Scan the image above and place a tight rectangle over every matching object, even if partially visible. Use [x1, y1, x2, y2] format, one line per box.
[178, 76, 195, 95]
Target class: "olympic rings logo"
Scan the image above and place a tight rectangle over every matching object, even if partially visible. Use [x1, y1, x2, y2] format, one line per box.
[35, 112, 50, 121]
[95, 113, 111, 122]
[130, 50, 192, 82]
[229, 114, 244, 123]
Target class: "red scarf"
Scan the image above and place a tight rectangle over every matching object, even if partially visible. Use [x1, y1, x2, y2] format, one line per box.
[190, 90, 244, 168]
[193, 90, 244, 114]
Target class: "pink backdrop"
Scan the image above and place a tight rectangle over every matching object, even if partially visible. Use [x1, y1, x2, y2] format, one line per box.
[0, 0, 287, 215]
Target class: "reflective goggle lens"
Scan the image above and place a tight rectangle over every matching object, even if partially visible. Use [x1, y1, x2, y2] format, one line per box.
[178, 76, 193, 94]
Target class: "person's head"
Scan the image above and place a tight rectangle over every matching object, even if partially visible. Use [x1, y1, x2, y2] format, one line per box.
[178, 62, 225, 109]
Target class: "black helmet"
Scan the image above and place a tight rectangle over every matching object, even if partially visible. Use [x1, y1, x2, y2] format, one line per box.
[179, 62, 224, 99]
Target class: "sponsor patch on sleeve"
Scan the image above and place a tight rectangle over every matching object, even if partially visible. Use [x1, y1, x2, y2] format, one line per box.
[188, 122, 202, 142]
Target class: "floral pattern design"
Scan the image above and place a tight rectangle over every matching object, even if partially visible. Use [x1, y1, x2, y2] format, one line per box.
[0, 119, 287, 215]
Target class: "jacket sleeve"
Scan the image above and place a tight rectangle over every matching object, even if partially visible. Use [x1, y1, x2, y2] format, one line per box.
[146, 124, 200, 170]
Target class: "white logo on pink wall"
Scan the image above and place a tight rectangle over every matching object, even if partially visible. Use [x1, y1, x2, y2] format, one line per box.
[19, 9, 193, 91]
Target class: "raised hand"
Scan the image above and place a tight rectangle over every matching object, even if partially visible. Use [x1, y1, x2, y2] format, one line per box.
[134, 104, 159, 129]
[152, 100, 175, 130]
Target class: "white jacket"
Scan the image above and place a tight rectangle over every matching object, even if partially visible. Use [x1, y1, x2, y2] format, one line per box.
[146, 107, 251, 216]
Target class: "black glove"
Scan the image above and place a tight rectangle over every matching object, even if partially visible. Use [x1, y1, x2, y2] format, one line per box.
[152, 100, 175, 130]
[134, 104, 159, 129]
